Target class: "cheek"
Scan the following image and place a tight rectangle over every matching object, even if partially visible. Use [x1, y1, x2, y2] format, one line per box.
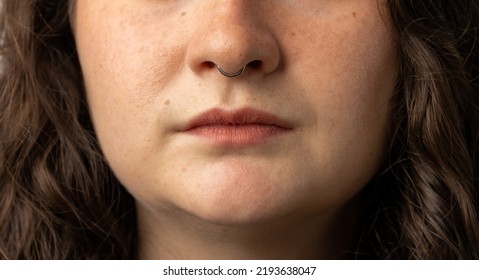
[302, 12, 397, 132]
[74, 4, 186, 156]
[290, 10, 398, 189]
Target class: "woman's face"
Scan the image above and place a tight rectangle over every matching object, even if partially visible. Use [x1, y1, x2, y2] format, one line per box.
[73, 0, 398, 225]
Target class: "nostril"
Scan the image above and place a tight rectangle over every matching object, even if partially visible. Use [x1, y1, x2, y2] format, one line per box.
[248, 60, 262, 69]
[203, 61, 216, 69]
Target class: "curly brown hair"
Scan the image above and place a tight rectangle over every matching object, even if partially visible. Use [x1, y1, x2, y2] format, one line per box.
[355, 0, 479, 259]
[0, 0, 478, 259]
[0, 0, 136, 259]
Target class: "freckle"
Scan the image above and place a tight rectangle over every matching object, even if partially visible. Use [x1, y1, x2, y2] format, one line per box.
[352, 12, 356, 17]
[164, 99, 170, 105]
[291, 32, 296, 36]
[181, 12, 186, 16]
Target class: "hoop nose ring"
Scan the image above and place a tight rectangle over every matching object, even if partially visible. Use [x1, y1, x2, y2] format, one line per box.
[216, 64, 246, 78]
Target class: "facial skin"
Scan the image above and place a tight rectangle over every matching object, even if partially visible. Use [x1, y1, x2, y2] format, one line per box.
[72, 0, 398, 259]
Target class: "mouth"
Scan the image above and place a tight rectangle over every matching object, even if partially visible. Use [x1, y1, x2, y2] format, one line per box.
[178, 108, 294, 146]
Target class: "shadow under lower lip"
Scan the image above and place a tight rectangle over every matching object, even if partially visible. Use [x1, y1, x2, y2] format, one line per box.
[186, 124, 290, 146]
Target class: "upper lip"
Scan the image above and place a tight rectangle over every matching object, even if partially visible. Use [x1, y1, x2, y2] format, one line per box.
[179, 108, 293, 131]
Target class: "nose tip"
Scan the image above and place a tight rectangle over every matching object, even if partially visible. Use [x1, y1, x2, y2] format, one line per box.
[186, 4, 281, 78]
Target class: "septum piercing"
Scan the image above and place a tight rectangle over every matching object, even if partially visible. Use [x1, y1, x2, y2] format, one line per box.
[216, 64, 246, 78]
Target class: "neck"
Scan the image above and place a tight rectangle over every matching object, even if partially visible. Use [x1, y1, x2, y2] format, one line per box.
[136, 201, 359, 260]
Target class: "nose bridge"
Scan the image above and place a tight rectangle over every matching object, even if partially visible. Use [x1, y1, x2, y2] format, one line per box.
[214, 0, 250, 28]
[206, 0, 258, 57]
[186, 1, 280, 77]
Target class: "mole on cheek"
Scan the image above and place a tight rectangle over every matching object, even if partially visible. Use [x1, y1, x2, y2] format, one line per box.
[352, 12, 357, 17]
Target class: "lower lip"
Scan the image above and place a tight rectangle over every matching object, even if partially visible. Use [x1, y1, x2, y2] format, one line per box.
[185, 124, 290, 146]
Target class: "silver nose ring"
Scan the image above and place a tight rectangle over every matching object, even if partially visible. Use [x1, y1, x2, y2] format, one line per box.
[217, 64, 246, 78]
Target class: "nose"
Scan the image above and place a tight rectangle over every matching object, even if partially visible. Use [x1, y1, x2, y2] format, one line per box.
[186, 1, 281, 78]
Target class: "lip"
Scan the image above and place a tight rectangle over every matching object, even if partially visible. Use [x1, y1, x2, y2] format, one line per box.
[178, 108, 293, 146]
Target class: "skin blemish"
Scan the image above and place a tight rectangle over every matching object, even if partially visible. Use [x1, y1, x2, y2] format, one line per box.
[291, 32, 296, 36]
[164, 99, 170, 105]
[352, 12, 357, 17]
[181, 12, 186, 17]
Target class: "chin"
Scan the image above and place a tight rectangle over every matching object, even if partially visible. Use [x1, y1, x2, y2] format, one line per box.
[173, 170, 307, 226]
[184, 198, 292, 227]
[191, 197, 282, 227]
